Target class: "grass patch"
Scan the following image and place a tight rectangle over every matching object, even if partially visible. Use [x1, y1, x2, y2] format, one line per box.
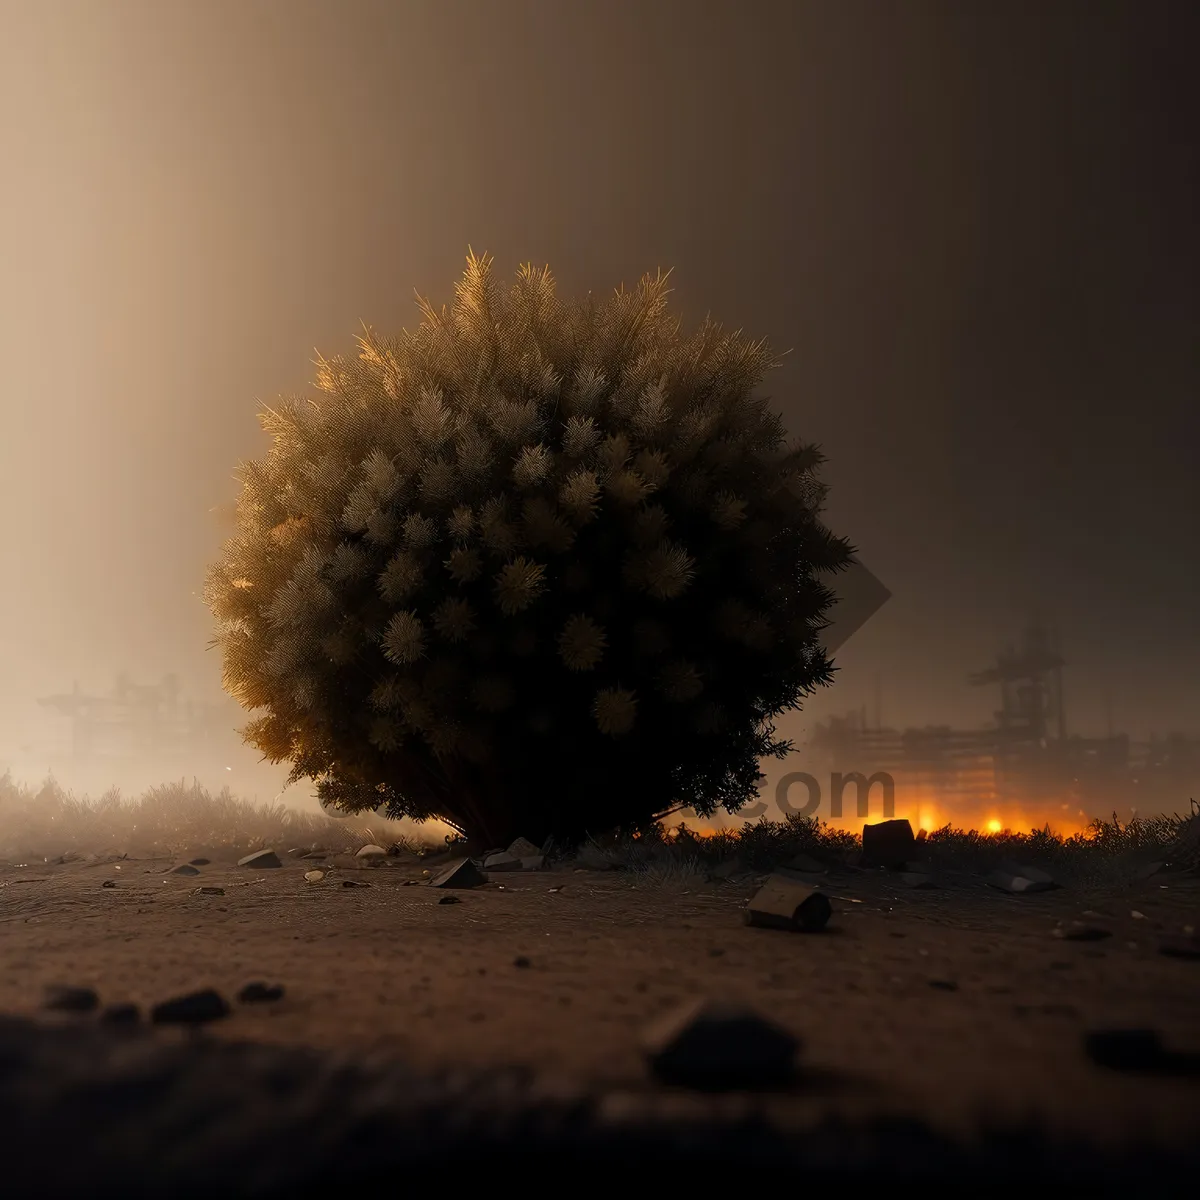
[571, 802, 1200, 884]
[0, 772, 443, 862]
[3, 770, 1195, 884]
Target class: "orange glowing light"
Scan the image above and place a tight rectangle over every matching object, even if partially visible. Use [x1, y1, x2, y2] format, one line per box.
[986, 819, 1003, 833]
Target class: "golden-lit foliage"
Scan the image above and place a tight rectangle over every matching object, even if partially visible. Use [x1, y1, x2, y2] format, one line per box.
[204, 251, 853, 841]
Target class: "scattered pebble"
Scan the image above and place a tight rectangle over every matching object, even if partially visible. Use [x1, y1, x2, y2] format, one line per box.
[304, 870, 325, 883]
[1159, 936, 1200, 961]
[43, 984, 99, 1014]
[438, 895, 461, 905]
[193, 886, 225, 896]
[238, 981, 285, 1004]
[1084, 1028, 1165, 1071]
[513, 956, 532, 968]
[150, 988, 231, 1026]
[100, 1003, 140, 1025]
[1054, 923, 1113, 942]
[641, 998, 799, 1090]
[170, 864, 201, 877]
[928, 979, 959, 991]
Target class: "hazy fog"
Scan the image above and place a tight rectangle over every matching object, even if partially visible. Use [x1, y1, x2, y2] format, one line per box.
[2, 1, 1196, 807]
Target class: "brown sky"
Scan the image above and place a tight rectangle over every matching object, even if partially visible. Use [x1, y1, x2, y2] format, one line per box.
[1, 0, 1197, 786]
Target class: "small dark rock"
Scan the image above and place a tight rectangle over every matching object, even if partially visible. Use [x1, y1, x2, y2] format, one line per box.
[150, 988, 231, 1026]
[194, 886, 225, 896]
[342, 879, 370, 888]
[438, 895, 461, 905]
[100, 1003, 140, 1025]
[861, 819, 916, 869]
[514, 956, 532, 968]
[44, 984, 99, 1014]
[1159, 936, 1200, 960]
[238, 981, 285, 1004]
[641, 999, 799, 1090]
[1084, 1029, 1166, 1071]
[1055, 922, 1112, 942]
[929, 979, 958, 991]
[706, 858, 744, 883]
[899, 872, 935, 889]
[101, 880, 116, 888]
[170, 864, 201, 876]
[783, 852, 824, 874]
[189, 858, 211, 866]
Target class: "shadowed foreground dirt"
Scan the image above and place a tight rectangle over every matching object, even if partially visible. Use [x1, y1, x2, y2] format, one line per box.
[1, 850, 1197, 1192]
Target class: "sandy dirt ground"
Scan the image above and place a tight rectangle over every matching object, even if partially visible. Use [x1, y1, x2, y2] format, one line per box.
[1, 848, 1197, 1163]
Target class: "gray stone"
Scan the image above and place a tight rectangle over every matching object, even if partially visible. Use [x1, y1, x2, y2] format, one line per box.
[861, 819, 916, 868]
[706, 857, 744, 881]
[988, 870, 1053, 895]
[483, 851, 522, 872]
[641, 999, 799, 1090]
[999, 859, 1059, 888]
[356, 844, 387, 862]
[507, 837, 541, 859]
[150, 989, 231, 1026]
[429, 857, 486, 889]
[237, 850, 281, 869]
[744, 875, 832, 932]
[170, 864, 201, 876]
[784, 852, 824, 873]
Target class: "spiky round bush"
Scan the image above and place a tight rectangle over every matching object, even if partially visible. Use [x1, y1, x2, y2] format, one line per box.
[205, 251, 853, 847]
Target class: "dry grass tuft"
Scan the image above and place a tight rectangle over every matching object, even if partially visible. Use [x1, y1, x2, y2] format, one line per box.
[0, 772, 442, 861]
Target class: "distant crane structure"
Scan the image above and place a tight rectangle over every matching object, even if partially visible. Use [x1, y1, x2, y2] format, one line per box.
[36, 674, 229, 764]
[805, 621, 1199, 817]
